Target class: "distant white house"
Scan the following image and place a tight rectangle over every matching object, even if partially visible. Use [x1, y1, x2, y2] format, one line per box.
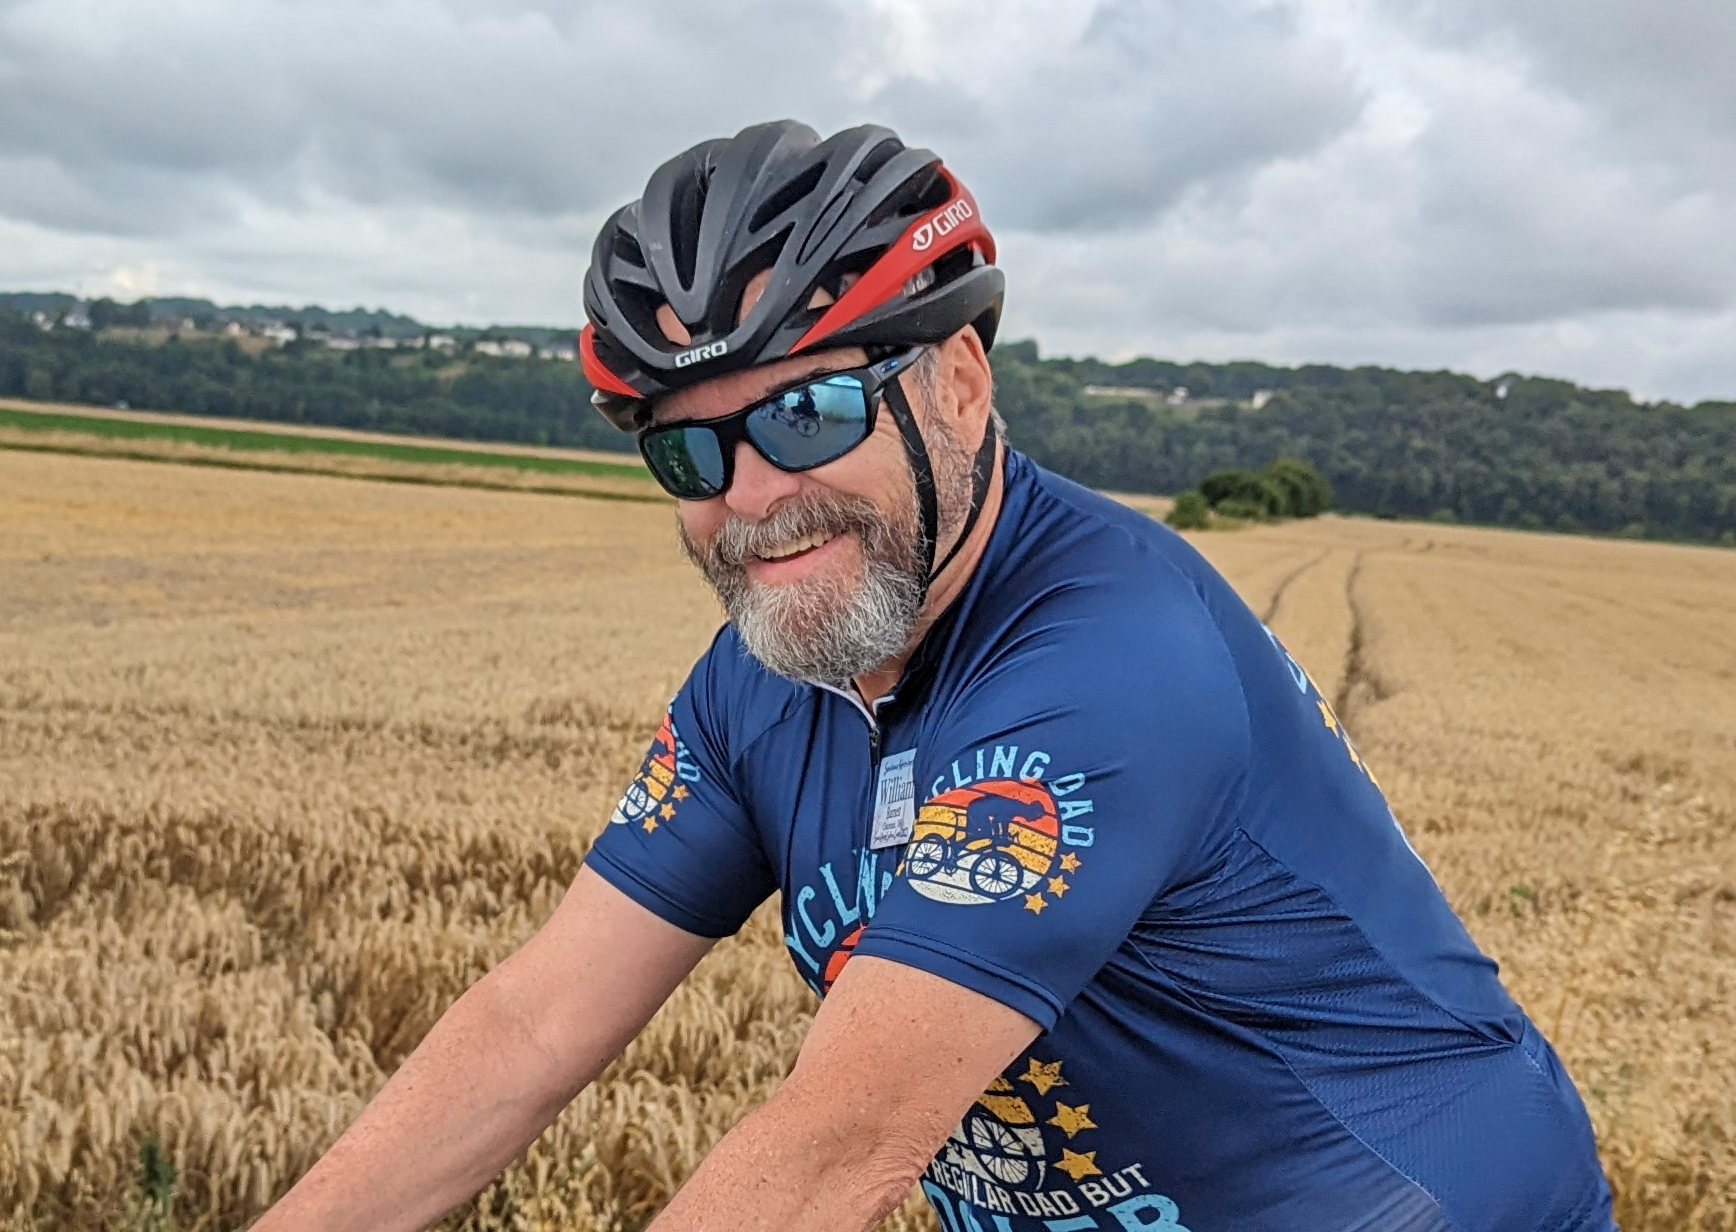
[1250, 389, 1275, 410]
[62, 310, 92, 330]
[539, 343, 578, 362]
[475, 338, 533, 358]
[426, 334, 457, 352]
[325, 336, 361, 351]
[366, 336, 398, 350]
[1166, 386, 1189, 407]
[261, 324, 297, 346]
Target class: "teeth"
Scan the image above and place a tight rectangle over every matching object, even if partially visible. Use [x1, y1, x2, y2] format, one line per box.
[761, 530, 837, 561]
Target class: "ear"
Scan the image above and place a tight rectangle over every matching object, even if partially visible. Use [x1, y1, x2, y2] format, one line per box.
[934, 325, 994, 440]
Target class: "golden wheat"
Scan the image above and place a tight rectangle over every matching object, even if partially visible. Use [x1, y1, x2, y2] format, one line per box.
[2, 449, 1732, 1230]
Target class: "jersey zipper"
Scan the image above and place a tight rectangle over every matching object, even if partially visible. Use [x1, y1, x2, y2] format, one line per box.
[816, 682, 892, 848]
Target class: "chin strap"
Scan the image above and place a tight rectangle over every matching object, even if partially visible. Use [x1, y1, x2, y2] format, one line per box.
[882, 376, 999, 602]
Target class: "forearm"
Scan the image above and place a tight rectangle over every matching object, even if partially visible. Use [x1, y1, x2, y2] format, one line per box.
[253, 962, 595, 1232]
[648, 1083, 929, 1232]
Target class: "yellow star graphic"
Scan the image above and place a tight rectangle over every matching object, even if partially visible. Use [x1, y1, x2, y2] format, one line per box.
[1055, 1149, 1102, 1181]
[1023, 892, 1047, 915]
[672, 785, 690, 801]
[1047, 1102, 1097, 1138]
[1317, 699, 1339, 734]
[641, 816, 658, 833]
[1047, 876, 1069, 898]
[1059, 852, 1082, 873]
[1019, 1058, 1066, 1095]
[659, 802, 676, 820]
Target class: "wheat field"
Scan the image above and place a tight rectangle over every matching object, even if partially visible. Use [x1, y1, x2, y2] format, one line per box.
[2, 449, 1733, 1231]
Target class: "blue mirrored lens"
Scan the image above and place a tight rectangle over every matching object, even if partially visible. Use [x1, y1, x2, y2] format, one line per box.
[746, 374, 870, 470]
[643, 425, 726, 498]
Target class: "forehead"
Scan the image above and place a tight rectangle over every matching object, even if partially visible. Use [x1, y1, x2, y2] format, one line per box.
[649, 346, 869, 426]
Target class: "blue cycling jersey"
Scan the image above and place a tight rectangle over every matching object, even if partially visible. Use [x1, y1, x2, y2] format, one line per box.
[587, 449, 1614, 1232]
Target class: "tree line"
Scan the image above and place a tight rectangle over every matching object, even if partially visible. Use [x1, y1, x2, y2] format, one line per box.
[0, 309, 629, 453]
[990, 341, 1736, 544]
[3, 309, 1733, 544]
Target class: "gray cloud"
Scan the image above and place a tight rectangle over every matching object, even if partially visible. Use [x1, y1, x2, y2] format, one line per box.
[876, 0, 1365, 231]
[1, 0, 1732, 401]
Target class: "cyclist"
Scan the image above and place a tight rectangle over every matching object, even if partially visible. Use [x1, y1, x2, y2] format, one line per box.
[257, 121, 1615, 1232]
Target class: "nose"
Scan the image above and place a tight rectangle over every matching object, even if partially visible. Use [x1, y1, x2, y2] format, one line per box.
[723, 437, 801, 523]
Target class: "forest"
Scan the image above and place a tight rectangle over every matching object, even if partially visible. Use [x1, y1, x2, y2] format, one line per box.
[3, 307, 1733, 542]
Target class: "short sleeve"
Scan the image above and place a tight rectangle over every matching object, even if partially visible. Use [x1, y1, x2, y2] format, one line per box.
[852, 564, 1250, 1027]
[585, 656, 775, 938]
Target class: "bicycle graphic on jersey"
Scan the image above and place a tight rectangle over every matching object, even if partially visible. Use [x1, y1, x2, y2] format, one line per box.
[902, 779, 1060, 906]
[941, 1077, 1050, 1192]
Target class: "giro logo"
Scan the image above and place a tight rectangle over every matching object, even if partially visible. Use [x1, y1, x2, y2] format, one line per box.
[674, 340, 729, 368]
[911, 198, 975, 252]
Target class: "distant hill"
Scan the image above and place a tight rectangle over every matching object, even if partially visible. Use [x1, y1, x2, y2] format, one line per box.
[991, 341, 1736, 542]
[0, 291, 574, 346]
[2, 295, 1733, 543]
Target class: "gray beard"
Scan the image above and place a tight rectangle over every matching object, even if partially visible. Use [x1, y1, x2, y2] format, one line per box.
[679, 491, 926, 688]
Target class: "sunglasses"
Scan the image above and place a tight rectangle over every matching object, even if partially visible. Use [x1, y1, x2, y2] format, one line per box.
[638, 345, 927, 500]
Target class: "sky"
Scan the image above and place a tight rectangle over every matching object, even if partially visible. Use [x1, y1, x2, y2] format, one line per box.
[2, 0, 1732, 402]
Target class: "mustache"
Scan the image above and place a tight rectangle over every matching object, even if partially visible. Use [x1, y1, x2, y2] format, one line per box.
[689, 493, 888, 571]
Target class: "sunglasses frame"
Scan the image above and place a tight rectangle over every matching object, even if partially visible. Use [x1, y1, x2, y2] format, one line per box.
[636, 344, 928, 500]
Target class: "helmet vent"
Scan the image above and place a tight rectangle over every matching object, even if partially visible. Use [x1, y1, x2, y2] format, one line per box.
[612, 229, 647, 269]
[865, 164, 950, 231]
[853, 138, 902, 185]
[669, 167, 710, 289]
[749, 161, 826, 234]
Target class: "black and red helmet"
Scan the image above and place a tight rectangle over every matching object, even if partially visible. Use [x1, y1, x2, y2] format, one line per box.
[581, 120, 1004, 429]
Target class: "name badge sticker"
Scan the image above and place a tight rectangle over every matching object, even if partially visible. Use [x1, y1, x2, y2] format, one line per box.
[870, 749, 918, 849]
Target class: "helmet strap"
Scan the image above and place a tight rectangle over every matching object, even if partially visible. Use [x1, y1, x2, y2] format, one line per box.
[882, 377, 999, 600]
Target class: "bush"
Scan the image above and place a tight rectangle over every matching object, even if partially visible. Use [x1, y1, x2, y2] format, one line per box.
[1198, 459, 1333, 520]
[1262, 457, 1333, 517]
[1215, 496, 1271, 522]
[1166, 490, 1210, 530]
[1200, 469, 1282, 516]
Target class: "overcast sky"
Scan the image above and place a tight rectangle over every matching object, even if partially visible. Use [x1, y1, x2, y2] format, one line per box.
[2, 0, 1732, 402]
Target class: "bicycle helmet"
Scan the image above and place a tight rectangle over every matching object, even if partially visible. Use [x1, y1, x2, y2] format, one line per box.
[581, 120, 1003, 426]
[581, 120, 1007, 591]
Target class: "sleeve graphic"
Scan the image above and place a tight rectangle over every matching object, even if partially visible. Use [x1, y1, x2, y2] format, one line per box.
[903, 779, 1078, 913]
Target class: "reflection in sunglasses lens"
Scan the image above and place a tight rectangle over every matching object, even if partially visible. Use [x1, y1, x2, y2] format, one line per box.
[646, 426, 726, 497]
[751, 375, 868, 471]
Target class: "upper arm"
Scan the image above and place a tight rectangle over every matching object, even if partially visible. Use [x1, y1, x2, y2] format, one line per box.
[585, 666, 778, 938]
[490, 865, 716, 1084]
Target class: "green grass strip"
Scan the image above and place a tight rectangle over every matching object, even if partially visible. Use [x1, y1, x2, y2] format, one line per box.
[0, 405, 648, 480]
[0, 436, 668, 503]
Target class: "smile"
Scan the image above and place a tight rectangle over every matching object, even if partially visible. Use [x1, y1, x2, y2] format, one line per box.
[757, 531, 840, 562]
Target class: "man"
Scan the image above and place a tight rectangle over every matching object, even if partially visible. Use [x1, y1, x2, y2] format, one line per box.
[257, 121, 1614, 1232]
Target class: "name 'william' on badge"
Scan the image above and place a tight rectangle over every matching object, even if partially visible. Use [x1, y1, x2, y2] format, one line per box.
[870, 749, 918, 849]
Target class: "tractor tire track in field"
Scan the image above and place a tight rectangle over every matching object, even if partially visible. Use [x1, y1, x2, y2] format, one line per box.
[1261, 550, 1330, 624]
[1334, 551, 1391, 728]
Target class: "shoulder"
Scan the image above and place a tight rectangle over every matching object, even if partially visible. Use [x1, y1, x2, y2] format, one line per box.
[941, 457, 1252, 746]
[681, 624, 811, 765]
[976, 455, 1248, 679]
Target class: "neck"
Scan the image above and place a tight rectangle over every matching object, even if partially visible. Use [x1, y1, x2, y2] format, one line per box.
[851, 441, 1006, 708]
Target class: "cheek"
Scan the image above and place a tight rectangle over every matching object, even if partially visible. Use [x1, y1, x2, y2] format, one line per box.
[803, 430, 909, 507]
[677, 502, 725, 548]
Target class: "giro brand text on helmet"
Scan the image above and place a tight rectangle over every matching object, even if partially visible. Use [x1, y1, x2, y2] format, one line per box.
[674, 340, 730, 368]
[911, 198, 975, 253]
